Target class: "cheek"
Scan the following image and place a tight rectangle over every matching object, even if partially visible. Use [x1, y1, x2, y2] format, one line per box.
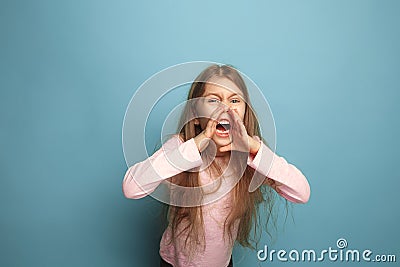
[195, 104, 218, 118]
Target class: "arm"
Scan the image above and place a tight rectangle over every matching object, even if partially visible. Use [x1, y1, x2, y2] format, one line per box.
[247, 137, 310, 204]
[123, 106, 226, 199]
[122, 136, 203, 199]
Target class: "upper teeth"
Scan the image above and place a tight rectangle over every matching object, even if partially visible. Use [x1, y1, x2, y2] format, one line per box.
[218, 120, 230, 125]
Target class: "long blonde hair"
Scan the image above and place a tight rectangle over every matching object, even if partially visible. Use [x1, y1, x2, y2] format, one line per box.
[163, 64, 285, 258]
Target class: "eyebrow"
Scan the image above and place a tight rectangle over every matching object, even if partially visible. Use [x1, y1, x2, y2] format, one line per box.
[203, 92, 241, 98]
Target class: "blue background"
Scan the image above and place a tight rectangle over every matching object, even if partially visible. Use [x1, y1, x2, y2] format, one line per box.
[1, 0, 399, 266]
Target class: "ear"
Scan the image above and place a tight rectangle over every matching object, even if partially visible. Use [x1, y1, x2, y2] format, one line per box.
[194, 118, 200, 125]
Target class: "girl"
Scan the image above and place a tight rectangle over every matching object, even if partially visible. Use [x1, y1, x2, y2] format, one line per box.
[122, 65, 310, 267]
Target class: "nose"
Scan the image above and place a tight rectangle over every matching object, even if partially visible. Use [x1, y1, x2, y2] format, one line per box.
[225, 101, 238, 111]
[221, 100, 233, 110]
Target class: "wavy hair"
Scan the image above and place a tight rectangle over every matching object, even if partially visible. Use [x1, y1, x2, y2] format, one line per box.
[162, 64, 288, 260]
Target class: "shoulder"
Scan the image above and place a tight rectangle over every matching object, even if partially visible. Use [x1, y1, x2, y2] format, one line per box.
[171, 134, 185, 143]
[175, 134, 185, 143]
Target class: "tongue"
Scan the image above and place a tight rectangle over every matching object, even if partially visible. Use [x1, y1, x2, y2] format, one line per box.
[216, 124, 226, 131]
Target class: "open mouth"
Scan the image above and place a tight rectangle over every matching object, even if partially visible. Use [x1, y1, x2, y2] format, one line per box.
[216, 119, 231, 135]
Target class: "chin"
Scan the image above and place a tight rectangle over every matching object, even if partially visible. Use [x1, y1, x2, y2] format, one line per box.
[212, 135, 232, 147]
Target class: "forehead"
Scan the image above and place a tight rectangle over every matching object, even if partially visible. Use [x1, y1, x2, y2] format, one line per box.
[203, 77, 244, 97]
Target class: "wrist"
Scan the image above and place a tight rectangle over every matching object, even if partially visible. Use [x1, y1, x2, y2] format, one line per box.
[194, 132, 210, 152]
[249, 137, 261, 155]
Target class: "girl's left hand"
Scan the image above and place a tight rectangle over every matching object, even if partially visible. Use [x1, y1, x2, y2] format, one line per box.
[219, 109, 261, 155]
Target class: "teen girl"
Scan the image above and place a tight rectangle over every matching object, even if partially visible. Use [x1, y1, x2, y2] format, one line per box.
[122, 65, 310, 267]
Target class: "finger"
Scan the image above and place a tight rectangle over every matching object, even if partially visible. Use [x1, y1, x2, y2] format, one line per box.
[204, 119, 217, 138]
[227, 110, 242, 133]
[237, 119, 247, 136]
[237, 124, 244, 137]
[228, 109, 243, 129]
[207, 119, 218, 131]
[231, 108, 241, 117]
[227, 108, 240, 120]
[228, 109, 246, 131]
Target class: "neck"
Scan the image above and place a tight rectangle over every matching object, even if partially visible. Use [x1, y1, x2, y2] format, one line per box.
[215, 149, 230, 158]
[202, 144, 230, 159]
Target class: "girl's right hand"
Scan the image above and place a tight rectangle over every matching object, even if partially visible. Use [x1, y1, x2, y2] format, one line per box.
[193, 105, 227, 152]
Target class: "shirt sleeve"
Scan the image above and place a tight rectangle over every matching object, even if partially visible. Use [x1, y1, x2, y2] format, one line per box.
[247, 137, 310, 204]
[122, 136, 203, 199]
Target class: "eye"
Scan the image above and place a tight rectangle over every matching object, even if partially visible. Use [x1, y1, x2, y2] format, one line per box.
[231, 99, 240, 104]
[207, 98, 220, 103]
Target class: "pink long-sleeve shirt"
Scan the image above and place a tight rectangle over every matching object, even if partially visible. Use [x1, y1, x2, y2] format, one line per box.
[122, 136, 310, 267]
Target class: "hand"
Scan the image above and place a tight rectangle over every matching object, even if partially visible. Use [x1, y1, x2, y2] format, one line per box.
[193, 105, 227, 152]
[219, 109, 261, 154]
